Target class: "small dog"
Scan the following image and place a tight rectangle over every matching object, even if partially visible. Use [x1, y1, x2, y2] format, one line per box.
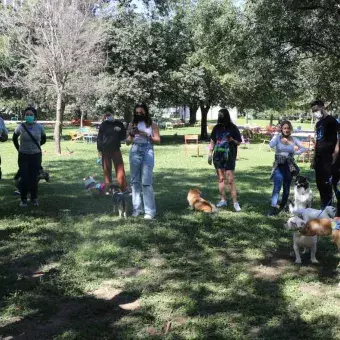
[289, 175, 313, 212]
[112, 185, 128, 218]
[290, 206, 336, 221]
[300, 217, 340, 265]
[284, 216, 318, 264]
[187, 188, 217, 213]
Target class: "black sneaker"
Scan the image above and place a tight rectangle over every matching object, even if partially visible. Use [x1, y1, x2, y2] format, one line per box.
[267, 206, 278, 217]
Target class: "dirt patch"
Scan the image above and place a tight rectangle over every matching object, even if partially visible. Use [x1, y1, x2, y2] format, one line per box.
[299, 283, 324, 296]
[116, 267, 149, 277]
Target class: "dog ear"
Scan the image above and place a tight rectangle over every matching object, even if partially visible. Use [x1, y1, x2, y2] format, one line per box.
[298, 221, 306, 229]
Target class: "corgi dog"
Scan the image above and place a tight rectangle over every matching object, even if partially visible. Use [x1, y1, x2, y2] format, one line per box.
[187, 188, 217, 213]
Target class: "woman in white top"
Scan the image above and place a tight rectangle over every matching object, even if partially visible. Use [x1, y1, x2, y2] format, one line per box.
[126, 103, 160, 219]
[267, 120, 306, 216]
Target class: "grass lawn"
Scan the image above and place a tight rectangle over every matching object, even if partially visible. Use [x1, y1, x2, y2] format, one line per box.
[0, 130, 340, 340]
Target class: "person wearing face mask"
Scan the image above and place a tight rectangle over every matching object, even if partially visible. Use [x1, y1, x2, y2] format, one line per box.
[311, 100, 338, 208]
[97, 107, 128, 193]
[12, 107, 46, 207]
[267, 120, 306, 216]
[126, 103, 161, 219]
[208, 108, 242, 212]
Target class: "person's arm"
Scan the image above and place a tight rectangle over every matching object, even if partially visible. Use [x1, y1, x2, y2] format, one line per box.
[208, 126, 217, 165]
[97, 124, 104, 152]
[228, 126, 242, 146]
[150, 122, 160, 144]
[269, 134, 279, 148]
[119, 122, 127, 141]
[126, 123, 134, 146]
[293, 138, 306, 155]
[333, 140, 339, 164]
[0, 119, 8, 142]
[40, 125, 46, 146]
[13, 133, 20, 151]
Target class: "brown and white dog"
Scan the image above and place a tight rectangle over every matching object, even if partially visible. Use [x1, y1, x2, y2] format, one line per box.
[187, 188, 217, 213]
[284, 216, 318, 264]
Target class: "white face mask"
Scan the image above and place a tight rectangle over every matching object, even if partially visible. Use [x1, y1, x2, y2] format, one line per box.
[106, 115, 114, 121]
[314, 111, 323, 120]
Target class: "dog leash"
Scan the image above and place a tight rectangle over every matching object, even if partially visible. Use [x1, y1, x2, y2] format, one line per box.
[316, 196, 334, 218]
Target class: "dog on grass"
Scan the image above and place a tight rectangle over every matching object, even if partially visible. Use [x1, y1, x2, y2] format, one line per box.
[112, 185, 128, 218]
[187, 188, 217, 213]
[290, 206, 336, 221]
[284, 216, 318, 264]
[289, 175, 313, 212]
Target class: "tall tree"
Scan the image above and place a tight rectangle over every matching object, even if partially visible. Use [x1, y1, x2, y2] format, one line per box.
[0, 0, 106, 154]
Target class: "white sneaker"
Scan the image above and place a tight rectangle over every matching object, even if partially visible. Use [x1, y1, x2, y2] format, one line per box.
[233, 202, 241, 212]
[19, 200, 28, 207]
[144, 214, 154, 220]
[216, 200, 227, 208]
[131, 211, 141, 217]
[32, 199, 39, 207]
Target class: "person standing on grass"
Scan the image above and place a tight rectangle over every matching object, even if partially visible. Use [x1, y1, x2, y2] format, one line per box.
[97, 107, 128, 194]
[208, 108, 242, 212]
[267, 120, 305, 216]
[0, 117, 9, 180]
[12, 107, 46, 207]
[311, 100, 338, 208]
[126, 103, 160, 220]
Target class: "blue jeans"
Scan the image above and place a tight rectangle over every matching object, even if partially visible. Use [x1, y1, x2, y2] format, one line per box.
[129, 143, 156, 217]
[271, 165, 292, 207]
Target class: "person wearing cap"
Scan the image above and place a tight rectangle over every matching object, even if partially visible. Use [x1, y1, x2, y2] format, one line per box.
[97, 107, 128, 193]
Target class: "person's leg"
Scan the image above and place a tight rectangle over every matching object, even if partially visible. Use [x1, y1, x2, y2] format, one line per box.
[129, 146, 143, 215]
[315, 157, 333, 208]
[29, 153, 42, 201]
[141, 147, 156, 218]
[112, 150, 128, 191]
[280, 166, 292, 209]
[18, 153, 30, 202]
[102, 151, 113, 184]
[225, 170, 238, 203]
[217, 169, 226, 201]
[271, 168, 283, 207]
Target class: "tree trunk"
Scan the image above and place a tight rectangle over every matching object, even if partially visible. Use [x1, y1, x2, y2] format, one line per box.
[80, 110, 84, 128]
[54, 90, 65, 155]
[269, 113, 273, 127]
[246, 111, 249, 124]
[189, 104, 198, 124]
[200, 102, 210, 140]
[124, 106, 132, 123]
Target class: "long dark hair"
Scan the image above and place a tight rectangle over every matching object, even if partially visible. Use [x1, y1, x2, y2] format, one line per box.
[218, 108, 234, 129]
[132, 103, 152, 127]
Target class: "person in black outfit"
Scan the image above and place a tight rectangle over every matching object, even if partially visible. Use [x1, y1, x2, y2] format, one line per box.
[97, 108, 128, 193]
[311, 100, 338, 208]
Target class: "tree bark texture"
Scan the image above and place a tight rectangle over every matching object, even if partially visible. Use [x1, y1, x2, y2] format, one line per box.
[54, 91, 65, 155]
[200, 102, 210, 140]
[189, 105, 198, 124]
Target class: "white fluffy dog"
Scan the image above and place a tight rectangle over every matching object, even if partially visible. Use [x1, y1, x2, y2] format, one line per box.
[284, 216, 318, 264]
[290, 206, 336, 221]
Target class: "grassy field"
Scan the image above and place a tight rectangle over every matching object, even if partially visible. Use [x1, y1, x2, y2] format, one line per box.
[0, 130, 340, 340]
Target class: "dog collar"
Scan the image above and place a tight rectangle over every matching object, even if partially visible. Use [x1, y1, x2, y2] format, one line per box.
[331, 220, 340, 231]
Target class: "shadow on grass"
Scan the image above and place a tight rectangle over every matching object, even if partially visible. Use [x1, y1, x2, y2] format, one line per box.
[0, 159, 339, 339]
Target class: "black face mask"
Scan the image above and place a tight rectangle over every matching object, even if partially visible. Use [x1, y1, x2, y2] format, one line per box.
[134, 115, 145, 122]
[218, 117, 224, 124]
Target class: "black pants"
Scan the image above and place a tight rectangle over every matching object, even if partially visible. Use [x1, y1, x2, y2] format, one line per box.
[18, 152, 42, 201]
[315, 154, 333, 208]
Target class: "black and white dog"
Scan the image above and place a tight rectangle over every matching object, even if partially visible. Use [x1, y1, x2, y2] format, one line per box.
[289, 175, 313, 213]
[112, 185, 129, 218]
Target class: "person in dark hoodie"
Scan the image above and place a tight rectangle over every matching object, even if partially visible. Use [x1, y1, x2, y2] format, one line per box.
[97, 108, 128, 193]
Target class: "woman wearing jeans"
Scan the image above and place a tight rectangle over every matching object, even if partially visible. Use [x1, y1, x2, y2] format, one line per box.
[12, 107, 46, 207]
[267, 120, 305, 216]
[126, 103, 160, 219]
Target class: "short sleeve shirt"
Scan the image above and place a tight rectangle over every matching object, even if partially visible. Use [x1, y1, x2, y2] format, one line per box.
[211, 123, 242, 161]
[315, 115, 338, 156]
[14, 123, 45, 154]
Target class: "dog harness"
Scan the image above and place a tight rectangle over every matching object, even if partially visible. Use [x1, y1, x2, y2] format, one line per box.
[331, 220, 340, 231]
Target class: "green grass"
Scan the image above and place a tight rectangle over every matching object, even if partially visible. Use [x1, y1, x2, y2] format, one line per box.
[0, 132, 339, 340]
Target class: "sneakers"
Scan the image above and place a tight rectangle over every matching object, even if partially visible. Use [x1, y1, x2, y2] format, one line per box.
[19, 200, 28, 207]
[144, 214, 154, 220]
[32, 199, 39, 207]
[216, 200, 228, 208]
[267, 206, 278, 217]
[131, 210, 142, 217]
[233, 202, 241, 212]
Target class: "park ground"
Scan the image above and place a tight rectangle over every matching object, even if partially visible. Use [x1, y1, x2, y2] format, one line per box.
[0, 126, 340, 340]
